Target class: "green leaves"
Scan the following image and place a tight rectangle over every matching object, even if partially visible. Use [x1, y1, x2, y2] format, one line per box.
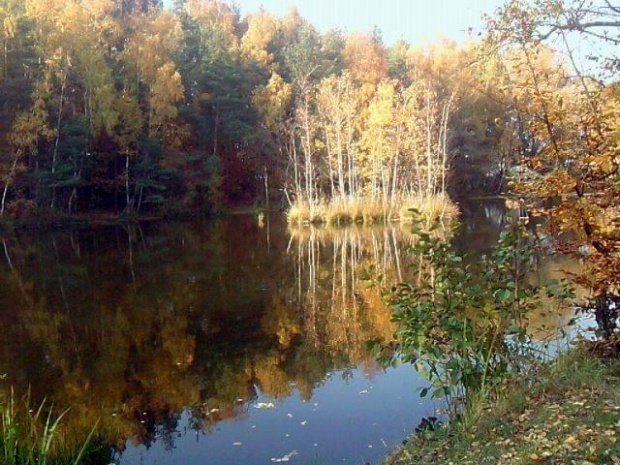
[494, 288, 513, 303]
[387, 223, 573, 411]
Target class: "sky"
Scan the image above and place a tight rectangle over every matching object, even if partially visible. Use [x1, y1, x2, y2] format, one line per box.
[163, 0, 505, 46]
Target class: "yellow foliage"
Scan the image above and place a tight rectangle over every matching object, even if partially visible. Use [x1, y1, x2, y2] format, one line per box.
[252, 72, 293, 130]
[287, 194, 458, 226]
[241, 11, 278, 67]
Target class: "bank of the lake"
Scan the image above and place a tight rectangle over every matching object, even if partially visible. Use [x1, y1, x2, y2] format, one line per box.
[386, 347, 620, 465]
[0, 205, 265, 231]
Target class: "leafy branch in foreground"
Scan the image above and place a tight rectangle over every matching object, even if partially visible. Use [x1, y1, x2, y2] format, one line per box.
[487, 0, 620, 346]
[373, 216, 574, 413]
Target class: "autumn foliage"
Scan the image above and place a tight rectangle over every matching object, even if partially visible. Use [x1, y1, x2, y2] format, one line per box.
[486, 0, 620, 312]
[0, 0, 509, 222]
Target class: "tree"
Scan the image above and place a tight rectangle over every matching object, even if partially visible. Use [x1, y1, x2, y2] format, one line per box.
[2, 103, 53, 217]
[343, 30, 388, 98]
[487, 0, 620, 331]
[241, 10, 278, 70]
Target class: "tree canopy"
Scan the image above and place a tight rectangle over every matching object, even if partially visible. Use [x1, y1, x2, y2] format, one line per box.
[0, 0, 516, 221]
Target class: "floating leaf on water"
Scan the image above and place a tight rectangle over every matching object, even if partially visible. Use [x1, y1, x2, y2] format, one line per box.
[271, 451, 299, 462]
[254, 402, 276, 409]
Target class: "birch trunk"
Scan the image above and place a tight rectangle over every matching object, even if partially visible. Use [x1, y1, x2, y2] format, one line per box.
[51, 72, 67, 210]
[1, 150, 20, 217]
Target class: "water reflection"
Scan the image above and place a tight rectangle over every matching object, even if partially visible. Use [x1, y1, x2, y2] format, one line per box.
[0, 200, 579, 464]
[286, 224, 447, 364]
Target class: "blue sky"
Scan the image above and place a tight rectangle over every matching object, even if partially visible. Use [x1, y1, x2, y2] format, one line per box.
[163, 0, 504, 46]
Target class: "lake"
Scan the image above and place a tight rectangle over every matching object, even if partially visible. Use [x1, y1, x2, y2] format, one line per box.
[0, 200, 576, 464]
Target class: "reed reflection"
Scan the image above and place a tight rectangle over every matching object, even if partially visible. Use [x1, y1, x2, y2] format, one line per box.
[0, 218, 421, 456]
[0, 204, 578, 460]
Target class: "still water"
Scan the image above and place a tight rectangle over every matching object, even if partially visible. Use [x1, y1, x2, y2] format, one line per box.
[0, 200, 575, 464]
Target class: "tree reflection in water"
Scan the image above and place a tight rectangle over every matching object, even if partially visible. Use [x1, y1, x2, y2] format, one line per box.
[0, 200, 578, 461]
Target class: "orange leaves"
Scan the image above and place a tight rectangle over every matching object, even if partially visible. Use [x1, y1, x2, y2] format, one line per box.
[0, 2, 17, 47]
[241, 11, 278, 68]
[149, 63, 186, 150]
[120, 10, 183, 85]
[585, 154, 618, 176]
[490, 12, 620, 295]
[151, 63, 184, 129]
[8, 105, 54, 154]
[343, 32, 388, 89]
[536, 169, 576, 196]
[183, 0, 239, 49]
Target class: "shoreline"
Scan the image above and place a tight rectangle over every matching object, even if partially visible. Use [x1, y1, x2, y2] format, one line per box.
[0, 207, 284, 232]
[384, 346, 620, 464]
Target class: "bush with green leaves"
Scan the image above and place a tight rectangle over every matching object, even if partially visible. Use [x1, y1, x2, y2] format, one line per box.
[381, 218, 574, 410]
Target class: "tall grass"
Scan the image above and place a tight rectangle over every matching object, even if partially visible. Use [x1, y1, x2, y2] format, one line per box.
[0, 392, 99, 465]
[287, 193, 458, 226]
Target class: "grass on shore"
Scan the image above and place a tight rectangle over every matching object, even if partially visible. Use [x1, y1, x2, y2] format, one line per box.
[0, 394, 102, 465]
[287, 194, 458, 226]
[387, 347, 620, 465]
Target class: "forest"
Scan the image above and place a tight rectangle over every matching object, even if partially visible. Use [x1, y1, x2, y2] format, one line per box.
[2, 0, 615, 229]
[0, 0, 620, 463]
[0, 0, 532, 223]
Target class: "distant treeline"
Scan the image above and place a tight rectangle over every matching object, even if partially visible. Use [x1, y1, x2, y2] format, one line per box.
[0, 0, 564, 221]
